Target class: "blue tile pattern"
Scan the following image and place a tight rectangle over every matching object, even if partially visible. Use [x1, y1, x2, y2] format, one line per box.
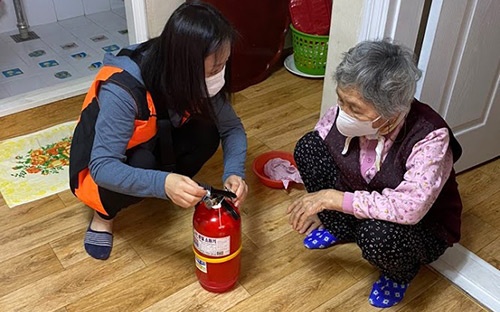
[0, 9, 128, 100]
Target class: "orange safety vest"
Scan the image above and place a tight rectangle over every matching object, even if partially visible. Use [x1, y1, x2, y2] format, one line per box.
[69, 65, 157, 215]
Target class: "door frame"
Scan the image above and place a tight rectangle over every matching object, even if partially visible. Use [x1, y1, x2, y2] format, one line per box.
[359, 0, 425, 47]
[124, 0, 149, 44]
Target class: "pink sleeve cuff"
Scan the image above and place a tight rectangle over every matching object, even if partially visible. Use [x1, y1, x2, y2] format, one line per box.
[342, 192, 354, 215]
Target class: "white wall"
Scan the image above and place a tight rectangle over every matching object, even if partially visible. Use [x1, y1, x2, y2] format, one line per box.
[0, 0, 125, 33]
[125, 0, 181, 44]
[145, 0, 182, 38]
[320, 0, 365, 116]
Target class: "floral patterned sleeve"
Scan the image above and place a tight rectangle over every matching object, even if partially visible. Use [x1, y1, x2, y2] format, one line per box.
[314, 104, 338, 139]
[349, 128, 453, 225]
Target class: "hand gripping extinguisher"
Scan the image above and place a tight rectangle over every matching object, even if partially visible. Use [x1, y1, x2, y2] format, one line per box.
[193, 184, 241, 293]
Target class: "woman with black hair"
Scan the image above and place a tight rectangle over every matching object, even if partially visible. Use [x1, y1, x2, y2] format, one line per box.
[69, 2, 248, 260]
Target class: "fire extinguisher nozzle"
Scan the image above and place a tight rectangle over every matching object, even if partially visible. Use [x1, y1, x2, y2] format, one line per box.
[221, 200, 240, 220]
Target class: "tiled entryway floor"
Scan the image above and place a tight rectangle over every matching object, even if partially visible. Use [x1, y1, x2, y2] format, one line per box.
[0, 9, 128, 100]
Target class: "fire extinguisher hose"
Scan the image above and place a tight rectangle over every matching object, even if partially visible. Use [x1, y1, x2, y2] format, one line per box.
[193, 245, 242, 264]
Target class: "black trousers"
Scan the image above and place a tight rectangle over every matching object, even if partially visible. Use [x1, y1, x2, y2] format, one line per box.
[97, 117, 220, 220]
[294, 131, 448, 283]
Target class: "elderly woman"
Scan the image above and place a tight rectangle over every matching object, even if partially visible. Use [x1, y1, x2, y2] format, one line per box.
[287, 40, 462, 308]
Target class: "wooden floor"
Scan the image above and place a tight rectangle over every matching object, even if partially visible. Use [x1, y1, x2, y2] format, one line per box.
[0, 67, 497, 311]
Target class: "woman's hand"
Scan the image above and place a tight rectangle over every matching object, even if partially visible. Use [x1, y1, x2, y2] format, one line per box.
[164, 173, 207, 208]
[287, 189, 344, 233]
[301, 213, 324, 235]
[224, 175, 248, 208]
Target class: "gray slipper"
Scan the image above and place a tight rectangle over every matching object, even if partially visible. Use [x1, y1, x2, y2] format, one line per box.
[84, 225, 113, 260]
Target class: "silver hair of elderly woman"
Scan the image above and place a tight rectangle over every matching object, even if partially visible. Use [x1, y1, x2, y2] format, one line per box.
[335, 40, 423, 119]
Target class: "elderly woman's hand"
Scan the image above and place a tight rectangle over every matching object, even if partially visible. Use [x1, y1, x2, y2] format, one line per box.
[287, 189, 344, 233]
[301, 213, 323, 235]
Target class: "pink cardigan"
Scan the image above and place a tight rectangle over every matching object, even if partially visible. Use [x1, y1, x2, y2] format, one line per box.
[315, 105, 453, 225]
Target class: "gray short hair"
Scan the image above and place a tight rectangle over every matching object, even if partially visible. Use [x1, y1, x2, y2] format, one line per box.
[335, 40, 422, 118]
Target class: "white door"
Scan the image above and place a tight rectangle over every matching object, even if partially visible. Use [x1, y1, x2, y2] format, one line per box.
[415, 0, 500, 172]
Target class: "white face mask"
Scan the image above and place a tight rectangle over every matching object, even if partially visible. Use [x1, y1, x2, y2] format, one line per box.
[205, 66, 226, 97]
[336, 106, 386, 138]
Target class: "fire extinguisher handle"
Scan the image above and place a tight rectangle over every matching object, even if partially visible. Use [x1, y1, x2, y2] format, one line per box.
[221, 199, 240, 220]
[197, 182, 237, 199]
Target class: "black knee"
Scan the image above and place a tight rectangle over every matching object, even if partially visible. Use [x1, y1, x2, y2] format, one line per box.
[194, 124, 220, 161]
[293, 131, 323, 169]
[357, 219, 401, 257]
[127, 147, 157, 169]
[293, 131, 337, 192]
[357, 219, 420, 282]
[172, 118, 220, 177]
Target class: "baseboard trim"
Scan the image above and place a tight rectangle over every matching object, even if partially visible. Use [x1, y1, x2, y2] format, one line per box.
[430, 243, 500, 311]
[0, 77, 91, 117]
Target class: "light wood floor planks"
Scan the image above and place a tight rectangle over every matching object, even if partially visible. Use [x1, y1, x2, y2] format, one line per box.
[0, 67, 496, 311]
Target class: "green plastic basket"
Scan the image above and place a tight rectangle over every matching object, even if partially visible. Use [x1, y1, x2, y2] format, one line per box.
[290, 24, 329, 76]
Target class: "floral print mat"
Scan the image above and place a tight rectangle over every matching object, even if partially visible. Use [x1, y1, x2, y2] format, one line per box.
[0, 121, 77, 208]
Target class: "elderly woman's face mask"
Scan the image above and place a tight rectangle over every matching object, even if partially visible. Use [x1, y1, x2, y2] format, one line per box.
[336, 106, 388, 137]
[335, 87, 389, 138]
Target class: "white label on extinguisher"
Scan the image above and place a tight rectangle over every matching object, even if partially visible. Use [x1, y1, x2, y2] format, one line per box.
[195, 256, 207, 273]
[193, 230, 230, 257]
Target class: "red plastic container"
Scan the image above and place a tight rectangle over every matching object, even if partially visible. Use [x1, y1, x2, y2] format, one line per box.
[289, 0, 332, 35]
[193, 199, 241, 293]
[252, 151, 297, 189]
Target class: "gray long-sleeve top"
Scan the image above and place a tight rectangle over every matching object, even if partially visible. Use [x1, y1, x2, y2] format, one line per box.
[88, 49, 247, 199]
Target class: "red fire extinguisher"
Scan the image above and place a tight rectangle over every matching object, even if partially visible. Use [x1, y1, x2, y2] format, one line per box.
[193, 185, 241, 293]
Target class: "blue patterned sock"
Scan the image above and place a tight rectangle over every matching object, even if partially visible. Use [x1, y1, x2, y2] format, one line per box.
[303, 228, 338, 249]
[368, 275, 409, 308]
[84, 226, 113, 260]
